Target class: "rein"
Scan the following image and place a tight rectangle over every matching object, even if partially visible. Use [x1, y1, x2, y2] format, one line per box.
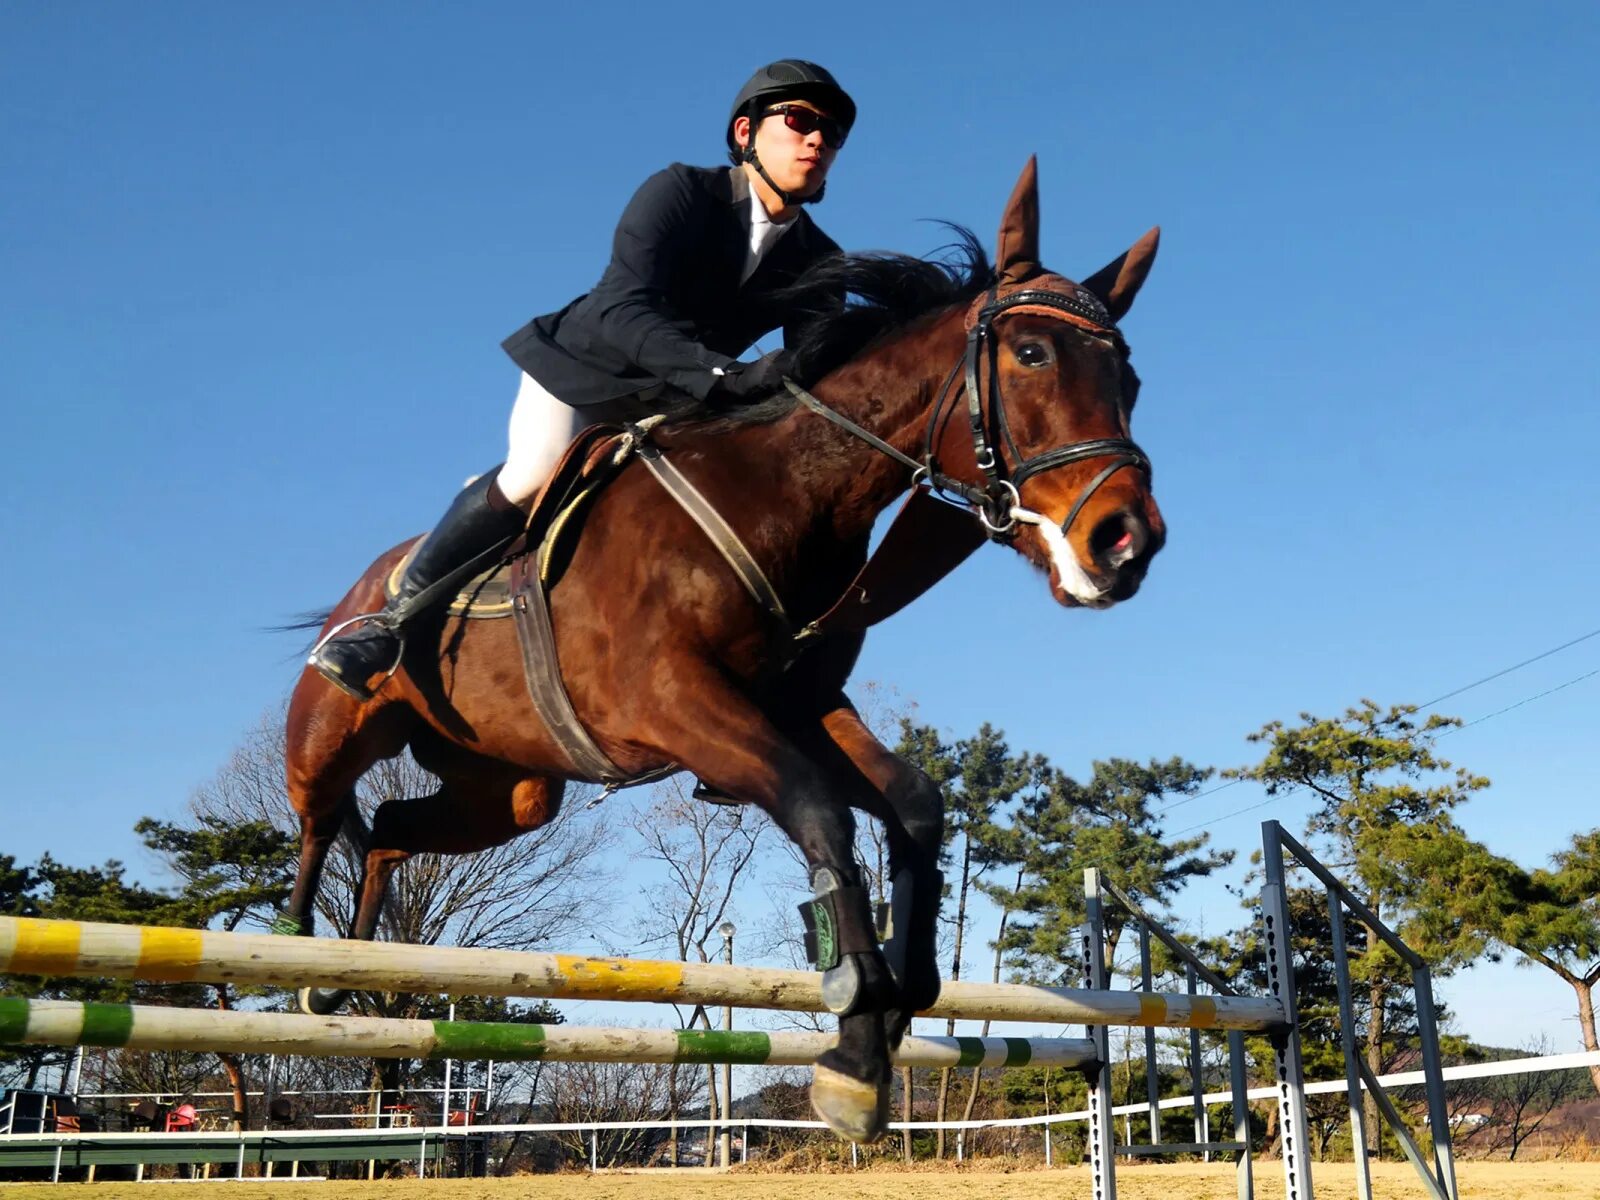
[787, 284, 1152, 544]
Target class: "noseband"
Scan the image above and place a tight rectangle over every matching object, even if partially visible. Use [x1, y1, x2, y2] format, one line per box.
[787, 281, 1152, 544]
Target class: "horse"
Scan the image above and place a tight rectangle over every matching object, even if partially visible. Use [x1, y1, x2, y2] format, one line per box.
[280, 158, 1165, 1142]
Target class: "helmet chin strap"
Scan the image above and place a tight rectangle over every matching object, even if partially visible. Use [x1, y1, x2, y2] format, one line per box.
[743, 144, 826, 207]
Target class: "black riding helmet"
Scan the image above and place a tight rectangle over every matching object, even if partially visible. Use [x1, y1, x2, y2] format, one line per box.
[725, 60, 856, 206]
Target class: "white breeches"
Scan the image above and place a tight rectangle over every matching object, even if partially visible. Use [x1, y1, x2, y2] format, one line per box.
[496, 372, 590, 505]
[497, 372, 660, 505]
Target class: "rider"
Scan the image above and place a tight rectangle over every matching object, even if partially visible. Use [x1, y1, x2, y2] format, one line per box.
[310, 60, 857, 700]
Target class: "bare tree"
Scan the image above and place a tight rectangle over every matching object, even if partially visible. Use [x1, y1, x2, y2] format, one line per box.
[1452, 1037, 1586, 1160]
[535, 1058, 699, 1166]
[190, 708, 617, 974]
[626, 777, 768, 1163]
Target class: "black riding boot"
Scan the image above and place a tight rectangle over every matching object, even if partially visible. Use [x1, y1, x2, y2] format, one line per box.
[308, 470, 526, 701]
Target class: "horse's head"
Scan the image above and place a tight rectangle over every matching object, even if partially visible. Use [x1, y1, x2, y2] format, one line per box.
[936, 158, 1166, 609]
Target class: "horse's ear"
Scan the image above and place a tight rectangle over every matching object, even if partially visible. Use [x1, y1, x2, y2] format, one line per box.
[1081, 227, 1161, 322]
[995, 156, 1042, 284]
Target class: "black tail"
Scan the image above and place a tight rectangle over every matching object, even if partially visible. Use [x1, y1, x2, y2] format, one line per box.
[272, 608, 337, 634]
[268, 608, 337, 660]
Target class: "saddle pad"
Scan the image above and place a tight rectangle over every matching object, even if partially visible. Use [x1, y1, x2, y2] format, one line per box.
[385, 543, 515, 618]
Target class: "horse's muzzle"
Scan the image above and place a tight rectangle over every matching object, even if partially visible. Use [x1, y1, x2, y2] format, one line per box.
[1089, 507, 1163, 601]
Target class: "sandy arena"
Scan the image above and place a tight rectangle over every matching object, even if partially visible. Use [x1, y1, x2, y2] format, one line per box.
[6, 1161, 1598, 1200]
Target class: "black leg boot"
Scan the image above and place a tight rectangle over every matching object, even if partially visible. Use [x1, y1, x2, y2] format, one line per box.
[308, 470, 526, 701]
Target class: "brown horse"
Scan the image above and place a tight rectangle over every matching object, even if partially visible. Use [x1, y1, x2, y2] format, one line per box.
[281, 159, 1165, 1142]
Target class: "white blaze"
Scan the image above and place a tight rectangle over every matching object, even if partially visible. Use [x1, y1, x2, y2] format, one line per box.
[1010, 505, 1109, 606]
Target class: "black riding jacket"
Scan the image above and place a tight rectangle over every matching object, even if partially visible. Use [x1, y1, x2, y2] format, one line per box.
[501, 164, 841, 407]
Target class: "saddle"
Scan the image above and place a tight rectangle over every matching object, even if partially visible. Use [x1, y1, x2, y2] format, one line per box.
[391, 416, 987, 792]
[383, 422, 636, 620]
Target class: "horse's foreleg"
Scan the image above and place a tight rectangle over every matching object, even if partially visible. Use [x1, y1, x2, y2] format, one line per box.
[814, 701, 947, 1048]
[657, 685, 894, 1144]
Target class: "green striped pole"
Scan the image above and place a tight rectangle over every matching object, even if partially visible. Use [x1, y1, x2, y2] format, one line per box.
[0, 917, 1285, 1032]
[0, 998, 1094, 1070]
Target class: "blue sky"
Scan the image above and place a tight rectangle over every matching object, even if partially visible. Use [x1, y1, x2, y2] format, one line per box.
[3, 3, 1598, 1057]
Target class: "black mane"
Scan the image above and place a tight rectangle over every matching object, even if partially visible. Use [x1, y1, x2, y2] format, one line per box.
[663, 226, 992, 429]
[781, 225, 992, 382]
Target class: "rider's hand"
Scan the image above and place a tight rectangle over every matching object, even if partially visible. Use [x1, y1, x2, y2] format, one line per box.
[711, 350, 794, 404]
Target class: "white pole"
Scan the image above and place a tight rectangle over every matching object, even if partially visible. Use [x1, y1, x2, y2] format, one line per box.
[440, 1001, 454, 1133]
[720, 923, 736, 1170]
[264, 1054, 276, 1131]
[66, 1046, 85, 1095]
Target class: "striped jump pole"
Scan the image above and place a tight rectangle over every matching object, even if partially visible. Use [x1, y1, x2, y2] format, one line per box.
[0, 917, 1286, 1032]
[0, 998, 1095, 1070]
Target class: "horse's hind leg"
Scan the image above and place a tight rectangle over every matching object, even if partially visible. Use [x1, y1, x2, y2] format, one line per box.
[277, 798, 348, 938]
[343, 759, 563, 957]
[282, 675, 412, 1011]
[296, 760, 560, 1016]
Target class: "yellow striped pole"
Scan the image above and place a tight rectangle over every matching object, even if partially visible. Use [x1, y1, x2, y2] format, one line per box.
[0, 916, 1284, 1031]
[0, 998, 1095, 1069]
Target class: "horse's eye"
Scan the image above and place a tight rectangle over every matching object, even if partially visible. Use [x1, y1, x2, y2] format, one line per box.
[1014, 341, 1053, 368]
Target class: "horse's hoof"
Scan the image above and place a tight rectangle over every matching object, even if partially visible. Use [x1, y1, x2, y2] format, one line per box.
[298, 986, 348, 1016]
[810, 1062, 889, 1144]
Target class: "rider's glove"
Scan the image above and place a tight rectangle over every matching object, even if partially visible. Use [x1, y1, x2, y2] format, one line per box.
[711, 350, 795, 404]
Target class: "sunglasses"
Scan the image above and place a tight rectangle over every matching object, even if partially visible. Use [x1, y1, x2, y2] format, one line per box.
[761, 104, 848, 150]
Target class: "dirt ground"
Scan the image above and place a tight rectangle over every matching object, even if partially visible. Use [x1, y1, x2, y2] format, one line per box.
[7, 1161, 1598, 1200]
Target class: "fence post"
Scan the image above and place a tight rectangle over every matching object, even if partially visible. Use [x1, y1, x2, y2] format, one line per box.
[1083, 868, 1118, 1200]
[1261, 822, 1314, 1200]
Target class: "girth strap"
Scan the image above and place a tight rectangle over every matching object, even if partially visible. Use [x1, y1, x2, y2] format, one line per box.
[508, 555, 633, 786]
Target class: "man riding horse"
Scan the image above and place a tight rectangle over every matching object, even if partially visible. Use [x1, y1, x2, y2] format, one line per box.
[286, 58, 1165, 1144]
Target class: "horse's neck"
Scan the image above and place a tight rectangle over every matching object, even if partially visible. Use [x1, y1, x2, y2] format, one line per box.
[782, 310, 970, 540]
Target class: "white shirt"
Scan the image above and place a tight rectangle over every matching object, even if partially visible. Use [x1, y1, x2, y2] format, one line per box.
[741, 187, 797, 284]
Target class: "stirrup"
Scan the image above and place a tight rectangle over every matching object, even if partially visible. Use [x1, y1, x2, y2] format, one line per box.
[306, 612, 406, 697]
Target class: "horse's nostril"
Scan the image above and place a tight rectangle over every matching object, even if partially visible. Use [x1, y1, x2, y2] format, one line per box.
[1088, 511, 1146, 569]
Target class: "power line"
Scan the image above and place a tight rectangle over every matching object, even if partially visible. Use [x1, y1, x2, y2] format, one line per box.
[1160, 624, 1600, 819]
[1447, 667, 1600, 733]
[1166, 663, 1600, 839]
[1415, 626, 1600, 710]
[1160, 776, 1240, 813]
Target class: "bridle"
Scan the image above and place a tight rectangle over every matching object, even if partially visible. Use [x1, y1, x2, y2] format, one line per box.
[785, 278, 1153, 545]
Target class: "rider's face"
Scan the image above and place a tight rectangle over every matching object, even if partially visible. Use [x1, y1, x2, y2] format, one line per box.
[735, 99, 838, 202]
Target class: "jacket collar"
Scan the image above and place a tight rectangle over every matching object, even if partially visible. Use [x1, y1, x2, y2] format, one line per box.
[722, 165, 816, 291]
[726, 164, 811, 241]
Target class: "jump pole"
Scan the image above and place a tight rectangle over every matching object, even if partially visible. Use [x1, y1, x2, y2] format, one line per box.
[0, 917, 1285, 1032]
[0, 998, 1096, 1070]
